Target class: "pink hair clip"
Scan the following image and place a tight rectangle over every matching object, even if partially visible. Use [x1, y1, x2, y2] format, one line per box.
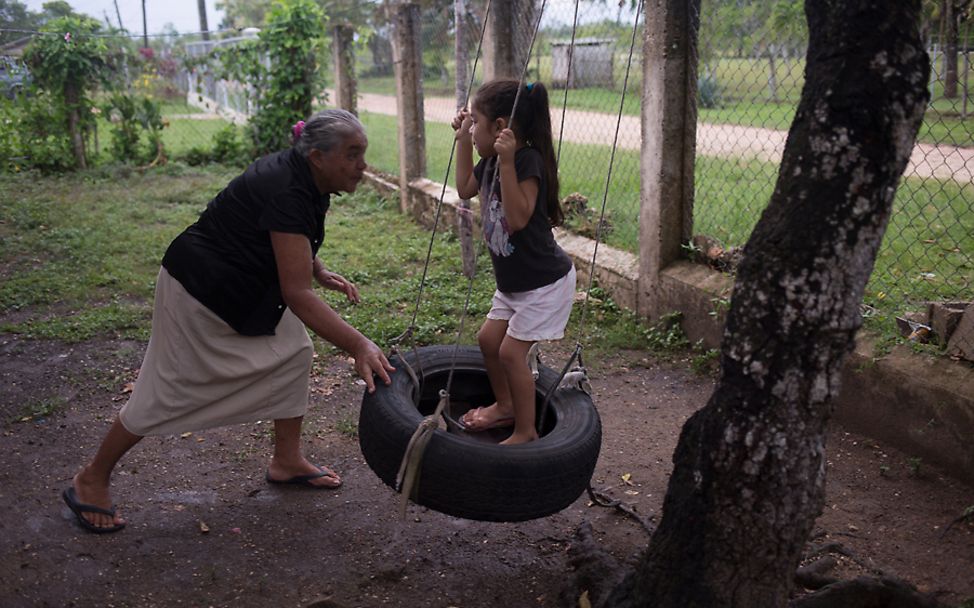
[292, 120, 306, 140]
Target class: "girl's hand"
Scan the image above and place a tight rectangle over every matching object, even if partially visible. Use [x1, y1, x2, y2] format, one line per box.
[452, 110, 472, 141]
[494, 128, 517, 163]
[315, 269, 360, 304]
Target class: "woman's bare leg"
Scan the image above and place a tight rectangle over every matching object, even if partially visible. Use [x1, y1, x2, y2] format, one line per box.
[267, 416, 340, 487]
[71, 416, 143, 529]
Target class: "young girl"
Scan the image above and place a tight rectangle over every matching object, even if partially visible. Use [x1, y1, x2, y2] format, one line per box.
[452, 79, 576, 445]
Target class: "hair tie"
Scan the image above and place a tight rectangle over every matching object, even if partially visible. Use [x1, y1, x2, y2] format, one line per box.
[292, 120, 306, 140]
[525, 82, 534, 92]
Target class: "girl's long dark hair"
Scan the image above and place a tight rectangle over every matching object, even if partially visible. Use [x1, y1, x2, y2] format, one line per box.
[473, 79, 563, 227]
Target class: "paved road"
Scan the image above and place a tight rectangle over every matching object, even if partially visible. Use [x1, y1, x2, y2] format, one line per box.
[350, 90, 973, 184]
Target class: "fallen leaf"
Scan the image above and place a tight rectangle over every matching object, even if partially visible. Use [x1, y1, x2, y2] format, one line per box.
[121, 382, 135, 394]
[199, 520, 209, 533]
[180, 432, 192, 439]
[578, 590, 592, 608]
[621, 473, 634, 486]
[624, 490, 640, 496]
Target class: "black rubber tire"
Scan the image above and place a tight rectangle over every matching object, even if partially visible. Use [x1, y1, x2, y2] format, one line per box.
[359, 345, 601, 522]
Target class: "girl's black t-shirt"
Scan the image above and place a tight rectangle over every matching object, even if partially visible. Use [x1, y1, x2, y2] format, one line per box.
[162, 148, 329, 336]
[474, 147, 572, 292]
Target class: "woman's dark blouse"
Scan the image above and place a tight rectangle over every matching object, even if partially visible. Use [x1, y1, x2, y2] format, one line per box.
[162, 148, 329, 336]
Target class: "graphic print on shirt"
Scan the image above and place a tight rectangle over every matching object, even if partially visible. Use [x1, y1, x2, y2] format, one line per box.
[484, 189, 514, 257]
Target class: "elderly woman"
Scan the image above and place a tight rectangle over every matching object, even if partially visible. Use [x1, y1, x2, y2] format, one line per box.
[63, 109, 394, 533]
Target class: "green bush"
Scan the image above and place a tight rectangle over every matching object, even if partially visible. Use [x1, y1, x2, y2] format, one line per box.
[102, 92, 165, 164]
[0, 90, 74, 173]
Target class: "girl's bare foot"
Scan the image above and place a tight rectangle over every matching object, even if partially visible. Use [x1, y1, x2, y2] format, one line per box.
[499, 431, 539, 446]
[460, 404, 515, 431]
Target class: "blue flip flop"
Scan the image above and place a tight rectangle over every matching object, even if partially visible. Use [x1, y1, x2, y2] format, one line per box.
[265, 466, 341, 489]
[62, 487, 126, 534]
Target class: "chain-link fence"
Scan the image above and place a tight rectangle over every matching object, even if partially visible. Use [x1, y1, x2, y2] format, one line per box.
[693, 0, 973, 356]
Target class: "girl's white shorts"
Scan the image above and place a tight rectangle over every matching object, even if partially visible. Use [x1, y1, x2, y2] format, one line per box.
[487, 265, 576, 342]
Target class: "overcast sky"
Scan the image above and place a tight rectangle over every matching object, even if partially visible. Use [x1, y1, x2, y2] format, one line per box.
[22, 0, 227, 36]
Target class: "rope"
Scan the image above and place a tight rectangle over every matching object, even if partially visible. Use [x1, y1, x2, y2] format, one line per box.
[392, 1, 552, 517]
[575, 0, 644, 344]
[575, 0, 648, 527]
[396, 389, 452, 519]
[393, 0, 492, 356]
[535, 0, 644, 433]
[442, 0, 551, 399]
[394, 0, 647, 525]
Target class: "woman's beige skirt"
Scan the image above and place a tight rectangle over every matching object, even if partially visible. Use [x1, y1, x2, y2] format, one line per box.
[119, 268, 313, 436]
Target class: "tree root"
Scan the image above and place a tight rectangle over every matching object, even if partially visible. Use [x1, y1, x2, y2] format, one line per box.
[562, 526, 950, 608]
[559, 520, 635, 608]
[789, 576, 949, 608]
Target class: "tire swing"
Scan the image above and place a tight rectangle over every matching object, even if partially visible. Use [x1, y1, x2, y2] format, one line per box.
[358, 0, 644, 523]
[359, 344, 601, 522]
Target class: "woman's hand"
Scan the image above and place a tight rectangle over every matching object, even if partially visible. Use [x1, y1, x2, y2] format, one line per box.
[315, 269, 360, 304]
[352, 339, 395, 393]
[494, 128, 517, 164]
[452, 109, 472, 141]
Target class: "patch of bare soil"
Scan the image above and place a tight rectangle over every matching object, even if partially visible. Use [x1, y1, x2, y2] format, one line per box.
[0, 334, 971, 607]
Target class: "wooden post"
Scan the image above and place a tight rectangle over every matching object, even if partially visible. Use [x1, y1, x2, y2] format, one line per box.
[638, 0, 699, 319]
[455, 0, 476, 278]
[391, 1, 426, 212]
[484, 0, 516, 80]
[332, 24, 357, 115]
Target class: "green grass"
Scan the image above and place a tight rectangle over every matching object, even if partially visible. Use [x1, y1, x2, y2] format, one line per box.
[0, 164, 236, 341]
[0, 165, 659, 359]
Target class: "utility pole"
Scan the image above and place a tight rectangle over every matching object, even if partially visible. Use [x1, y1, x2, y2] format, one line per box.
[142, 0, 148, 48]
[198, 0, 210, 41]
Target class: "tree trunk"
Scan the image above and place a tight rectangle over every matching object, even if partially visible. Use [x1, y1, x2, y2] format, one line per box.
[332, 24, 357, 115]
[612, 2, 930, 607]
[64, 83, 87, 170]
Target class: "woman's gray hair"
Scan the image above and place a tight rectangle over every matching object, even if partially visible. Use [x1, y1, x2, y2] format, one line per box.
[293, 109, 365, 156]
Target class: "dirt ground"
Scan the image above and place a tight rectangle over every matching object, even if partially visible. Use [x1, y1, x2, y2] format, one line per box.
[1, 334, 972, 608]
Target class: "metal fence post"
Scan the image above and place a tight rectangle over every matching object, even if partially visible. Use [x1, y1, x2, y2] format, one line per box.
[391, 1, 426, 213]
[638, 0, 700, 319]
